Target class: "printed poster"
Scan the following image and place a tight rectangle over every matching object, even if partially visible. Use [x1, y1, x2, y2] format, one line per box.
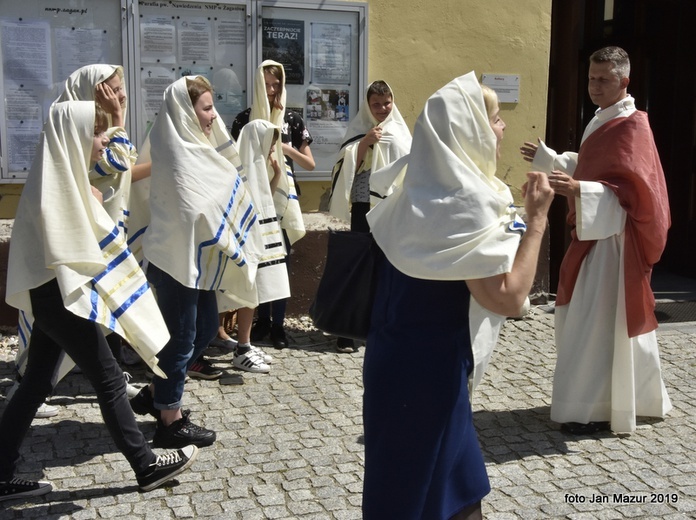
[262, 18, 305, 84]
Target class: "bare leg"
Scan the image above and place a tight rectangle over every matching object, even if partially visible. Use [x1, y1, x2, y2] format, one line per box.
[450, 501, 482, 520]
[236, 307, 255, 344]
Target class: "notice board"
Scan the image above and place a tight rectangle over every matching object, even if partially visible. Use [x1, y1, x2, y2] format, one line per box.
[0, 0, 367, 182]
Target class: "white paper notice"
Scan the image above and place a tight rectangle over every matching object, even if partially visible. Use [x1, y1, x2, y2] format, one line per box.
[310, 23, 351, 84]
[1, 20, 52, 85]
[178, 17, 212, 64]
[141, 66, 177, 124]
[3, 76, 44, 172]
[54, 28, 107, 81]
[141, 15, 176, 64]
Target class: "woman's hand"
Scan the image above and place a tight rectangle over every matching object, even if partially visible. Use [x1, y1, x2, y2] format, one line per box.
[268, 153, 283, 193]
[95, 83, 124, 127]
[522, 171, 555, 221]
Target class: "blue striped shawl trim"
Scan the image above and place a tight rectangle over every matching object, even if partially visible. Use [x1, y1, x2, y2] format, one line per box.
[194, 176, 257, 288]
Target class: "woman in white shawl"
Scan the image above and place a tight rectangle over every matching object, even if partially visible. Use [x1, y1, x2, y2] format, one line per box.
[129, 76, 263, 449]
[0, 101, 198, 501]
[362, 72, 554, 519]
[231, 119, 291, 373]
[55, 64, 151, 240]
[229, 60, 314, 351]
[9, 64, 151, 416]
[328, 80, 412, 224]
[327, 80, 412, 353]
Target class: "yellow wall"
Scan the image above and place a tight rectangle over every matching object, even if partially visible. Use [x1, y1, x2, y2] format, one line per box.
[0, 0, 552, 217]
[304, 0, 553, 210]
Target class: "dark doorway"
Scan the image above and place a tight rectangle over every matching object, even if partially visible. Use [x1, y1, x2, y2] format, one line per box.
[546, 0, 696, 291]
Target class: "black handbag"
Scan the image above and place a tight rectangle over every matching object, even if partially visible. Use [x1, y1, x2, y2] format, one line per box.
[309, 229, 382, 341]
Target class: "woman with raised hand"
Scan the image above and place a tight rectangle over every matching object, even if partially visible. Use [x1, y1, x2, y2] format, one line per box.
[0, 100, 198, 503]
[362, 72, 554, 519]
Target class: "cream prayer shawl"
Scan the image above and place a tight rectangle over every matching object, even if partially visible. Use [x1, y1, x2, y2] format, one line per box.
[142, 76, 263, 308]
[6, 101, 169, 378]
[367, 72, 526, 391]
[55, 65, 132, 223]
[328, 80, 412, 222]
[54, 64, 149, 264]
[234, 119, 291, 305]
[250, 60, 305, 245]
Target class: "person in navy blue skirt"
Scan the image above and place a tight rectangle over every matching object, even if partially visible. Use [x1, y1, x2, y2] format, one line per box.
[362, 73, 554, 519]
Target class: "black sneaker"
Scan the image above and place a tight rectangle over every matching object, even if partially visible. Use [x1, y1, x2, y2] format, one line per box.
[250, 318, 271, 342]
[270, 324, 288, 349]
[186, 357, 223, 380]
[137, 445, 199, 492]
[0, 477, 52, 502]
[152, 415, 216, 449]
[130, 386, 159, 419]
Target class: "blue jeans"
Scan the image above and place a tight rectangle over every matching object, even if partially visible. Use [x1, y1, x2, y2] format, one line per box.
[0, 279, 155, 480]
[147, 264, 219, 410]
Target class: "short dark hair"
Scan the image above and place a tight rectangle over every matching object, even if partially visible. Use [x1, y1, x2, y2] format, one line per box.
[590, 46, 630, 79]
[366, 80, 392, 100]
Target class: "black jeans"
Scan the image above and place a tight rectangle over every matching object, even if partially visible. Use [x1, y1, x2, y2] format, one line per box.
[0, 279, 155, 480]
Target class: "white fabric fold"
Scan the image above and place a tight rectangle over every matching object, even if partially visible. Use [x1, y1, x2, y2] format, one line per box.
[230, 119, 291, 307]
[250, 60, 305, 245]
[6, 101, 169, 378]
[142, 76, 263, 308]
[367, 71, 522, 281]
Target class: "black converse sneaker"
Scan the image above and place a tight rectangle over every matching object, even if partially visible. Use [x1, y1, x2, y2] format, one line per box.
[137, 445, 199, 492]
[152, 415, 216, 449]
[0, 477, 52, 502]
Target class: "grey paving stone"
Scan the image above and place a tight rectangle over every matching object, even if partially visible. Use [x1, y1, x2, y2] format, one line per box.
[0, 309, 694, 517]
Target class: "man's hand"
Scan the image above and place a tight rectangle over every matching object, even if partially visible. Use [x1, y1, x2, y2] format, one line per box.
[520, 140, 540, 163]
[362, 126, 383, 147]
[548, 171, 580, 198]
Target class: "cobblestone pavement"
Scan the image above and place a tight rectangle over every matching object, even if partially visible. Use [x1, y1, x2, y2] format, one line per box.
[0, 309, 694, 519]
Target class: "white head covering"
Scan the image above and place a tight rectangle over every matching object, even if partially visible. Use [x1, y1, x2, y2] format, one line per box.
[328, 80, 412, 221]
[53, 64, 151, 264]
[367, 71, 522, 281]
[250, 60, 305, 245]
[142, 76, 263, 307]
[235, 119, 291, 305]
[6, 101, 170, 378]
[56, 64, 127, 123]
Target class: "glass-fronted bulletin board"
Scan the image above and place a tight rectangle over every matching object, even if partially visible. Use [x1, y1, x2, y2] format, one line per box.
[0, 0, 124, 180]
[134, 0, 250, 141]
[260, 2, 366, 179]
[0, 0, 367, 182]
